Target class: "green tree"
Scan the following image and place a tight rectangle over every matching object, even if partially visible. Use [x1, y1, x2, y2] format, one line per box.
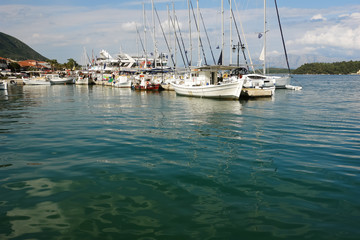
[64, 58, 79, 70]
[46, 59, 61, 71]
[8, 62, 20, 72]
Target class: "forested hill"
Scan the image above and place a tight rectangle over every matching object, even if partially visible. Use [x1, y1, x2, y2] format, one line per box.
[293, 61, 360, 75]
[0, 32, 47, 61]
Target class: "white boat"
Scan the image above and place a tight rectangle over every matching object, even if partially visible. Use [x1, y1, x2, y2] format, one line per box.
[22, 76, 50, 85]
[75, 76, 95, 85]
[242, 74, 275, 88]
[113, 75, 132, 88]
[0, 80, 8, 90]
[252, 0, 299, 90]
[48, 74, 74, 85]
[171, 66, 244, 100]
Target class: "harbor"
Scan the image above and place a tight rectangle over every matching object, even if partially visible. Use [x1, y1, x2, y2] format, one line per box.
[1, 74, 360, 239]
[1, 0, 360, 239]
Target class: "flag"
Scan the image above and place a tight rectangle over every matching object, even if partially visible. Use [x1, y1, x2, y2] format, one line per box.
[258, 33, 263, 39]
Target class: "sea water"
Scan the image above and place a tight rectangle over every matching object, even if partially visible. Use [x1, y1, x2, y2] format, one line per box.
[0, 75, 359, 239]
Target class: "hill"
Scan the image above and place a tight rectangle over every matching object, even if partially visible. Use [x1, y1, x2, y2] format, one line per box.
[0, 32, 47, 61]
[293, 61, 360, 75]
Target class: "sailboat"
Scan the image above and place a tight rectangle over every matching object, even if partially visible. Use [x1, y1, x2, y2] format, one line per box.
[76, 47, 95, 85]
[171, 0, 245, 100]
[242, 0, 300, 90]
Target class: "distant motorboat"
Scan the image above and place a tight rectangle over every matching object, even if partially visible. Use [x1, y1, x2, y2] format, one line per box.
[75, 76, 95, 85]
[133, 82, 162, 91]
[48, 74, 74, 85]
[22, 76, 50, 85]
[113, 75, 132, 88]
[0, 80, 8, 90]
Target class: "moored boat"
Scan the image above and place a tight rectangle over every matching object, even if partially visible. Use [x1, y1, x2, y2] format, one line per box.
[171, 66, 244, 100]
[22, 76, 50, 85]
[113, 75, 132, 88]
[0, 80, 8, 90]
[75, 76, 95, 85]
[132, 82, 162, 91]
[49, 74, 74, 85]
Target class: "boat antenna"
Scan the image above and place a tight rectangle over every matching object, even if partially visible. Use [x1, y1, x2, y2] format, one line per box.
[274, 0, 290, 74]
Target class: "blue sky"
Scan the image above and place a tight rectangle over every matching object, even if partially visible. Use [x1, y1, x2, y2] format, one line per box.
[1, 0, 360, 67]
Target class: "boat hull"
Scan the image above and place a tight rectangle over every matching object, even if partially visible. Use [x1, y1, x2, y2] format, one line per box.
[171, 80, 244, 100]
[133, 84, 162, 91]
[0, 81, 8, 90]
[50, 78, 74, 85]
[274, 75, 291, 89]
[75, 77, 95, 85]
[23, 79, 50, 85]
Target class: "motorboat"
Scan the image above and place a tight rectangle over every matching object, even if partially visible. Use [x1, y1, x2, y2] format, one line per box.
[22, 76, 50, 85]
[113, 75, 132, 88]
[48, 74, 74, 85]
[76, 76, 95, 85]
[0, 80, 8, 90]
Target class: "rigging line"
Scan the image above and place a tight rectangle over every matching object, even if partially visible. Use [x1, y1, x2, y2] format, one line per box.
[144, 7, 157, 56]
[136, 25, 146, 55]
[233, 0, 255, 73]
[154, 6, 176, 67]
[190, 0, 208, 66]
[228, 0, 249, 69]
[199, 10, 216, 65]
[274, 0, 291, 74]
[170, 14, 188, 68]
[175, 15, 190, 67]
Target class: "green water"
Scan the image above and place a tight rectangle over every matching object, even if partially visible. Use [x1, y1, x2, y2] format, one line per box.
[0, 75, 359, 239]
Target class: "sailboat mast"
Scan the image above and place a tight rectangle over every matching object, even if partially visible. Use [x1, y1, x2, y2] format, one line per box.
[152, 0, 156, 66]
[173, 2, 177, 68]
[221, 0, 224, 65]
[188, 0, 192, 66]
[263, 0, 267, 75]
[167, 5, 173, 67]
[197, 0, 201, 66]
[143, 3, 147, 68]
[229, 0, 233, 65]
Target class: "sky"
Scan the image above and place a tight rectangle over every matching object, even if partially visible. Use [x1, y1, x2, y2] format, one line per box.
[1, 0, 360, 67]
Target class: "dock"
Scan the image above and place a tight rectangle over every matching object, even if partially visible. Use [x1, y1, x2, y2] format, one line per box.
[241, 88, 274, 99]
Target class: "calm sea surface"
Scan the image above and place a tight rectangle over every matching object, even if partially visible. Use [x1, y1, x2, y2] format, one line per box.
[0, 75, 359, 239]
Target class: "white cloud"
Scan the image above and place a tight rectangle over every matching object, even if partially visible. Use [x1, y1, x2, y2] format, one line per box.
[121, 22, 137, 32]
[311, 14, 327, 21]
[1, 2, 360, 63]
[292, 12, 360, 51]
